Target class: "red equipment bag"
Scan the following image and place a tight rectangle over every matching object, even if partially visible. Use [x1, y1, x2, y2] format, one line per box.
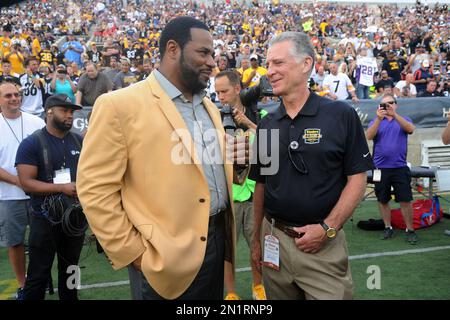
[391, 196, 443, 230]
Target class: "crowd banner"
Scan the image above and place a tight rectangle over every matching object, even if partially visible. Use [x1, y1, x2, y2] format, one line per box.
[72, 97, 450, 134]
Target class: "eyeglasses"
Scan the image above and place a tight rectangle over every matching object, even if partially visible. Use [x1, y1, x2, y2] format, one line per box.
[379, 100, 396, 109]
[287, 142, 308, 174]
[3, 92, 21, 99]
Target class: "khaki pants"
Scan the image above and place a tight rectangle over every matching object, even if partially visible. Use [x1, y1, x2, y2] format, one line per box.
[261, 217, 354, 300]
[234, 201, 254, 247]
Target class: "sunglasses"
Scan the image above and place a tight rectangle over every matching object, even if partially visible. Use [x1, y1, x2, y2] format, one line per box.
[379, 100, 396, 109]
[3, 92, 21, 98]
[287, 142, 308, 174]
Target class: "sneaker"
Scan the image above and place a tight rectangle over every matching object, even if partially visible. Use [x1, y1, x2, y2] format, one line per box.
[406, 230, 418, 245]
[15, 287, 24, 300]
[252, 284, 267, 300]
[381, 227, 394, 240]
[224, 292, 241, 300]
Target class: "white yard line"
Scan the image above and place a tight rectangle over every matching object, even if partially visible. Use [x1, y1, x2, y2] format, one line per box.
[6, 245, 450, 297]
[81, 245, 450, 290]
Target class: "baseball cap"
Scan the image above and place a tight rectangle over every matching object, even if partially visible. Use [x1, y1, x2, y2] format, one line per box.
[45, 94, 82, 110]
[250, 54, 258, 60]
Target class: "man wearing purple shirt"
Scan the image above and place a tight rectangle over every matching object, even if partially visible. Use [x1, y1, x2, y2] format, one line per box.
[366, 94, 418, 244]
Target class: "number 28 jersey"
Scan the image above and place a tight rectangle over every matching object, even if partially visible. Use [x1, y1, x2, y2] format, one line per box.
[19, 73, 44, 115]
[356, 57, 378, 87]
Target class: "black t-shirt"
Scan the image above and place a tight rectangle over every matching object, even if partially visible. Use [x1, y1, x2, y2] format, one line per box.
[249, 92, 373, 225]
[375, 78, 395, 92]
[382, 59, 402, 82]
[15, 128, 83, 215]
[418, 90, 443, 97]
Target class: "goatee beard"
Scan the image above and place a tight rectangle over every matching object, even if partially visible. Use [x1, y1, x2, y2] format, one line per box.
[180, 53, 207, 95]
[53, 119, 72, 132]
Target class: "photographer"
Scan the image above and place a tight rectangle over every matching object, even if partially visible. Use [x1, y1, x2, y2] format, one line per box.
[4, 43, 25, 75]
[215, 70, 266, 300]
[242, 54, 267, 88]
[365, 94, 417, 244]
[217, 70, 258, 132]
[51, 64, 77, 103]
[16, 94, 85, 300]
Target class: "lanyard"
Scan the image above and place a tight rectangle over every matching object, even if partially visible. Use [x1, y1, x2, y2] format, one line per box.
[2, 113, 23, 144]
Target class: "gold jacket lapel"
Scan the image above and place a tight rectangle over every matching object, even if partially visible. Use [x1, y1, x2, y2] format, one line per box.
[146, 75, 203, 173]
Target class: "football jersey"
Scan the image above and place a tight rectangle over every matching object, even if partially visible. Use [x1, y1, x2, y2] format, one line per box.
[356, 57, 378, 86]
[19, 73, 44, 115]
[322, 73, 355, 100]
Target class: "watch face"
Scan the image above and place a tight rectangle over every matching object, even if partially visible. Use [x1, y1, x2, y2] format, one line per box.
[327, 228, 337, 238]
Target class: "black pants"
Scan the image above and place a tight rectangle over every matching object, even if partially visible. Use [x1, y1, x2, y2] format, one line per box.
[129, 213, 225, 300]
[23, 214, 85, 300]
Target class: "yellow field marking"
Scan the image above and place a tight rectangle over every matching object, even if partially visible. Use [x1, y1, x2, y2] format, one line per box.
[0, 279, 17, 300]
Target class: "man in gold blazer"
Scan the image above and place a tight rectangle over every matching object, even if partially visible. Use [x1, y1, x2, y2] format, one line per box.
[77, 17, 246, 299]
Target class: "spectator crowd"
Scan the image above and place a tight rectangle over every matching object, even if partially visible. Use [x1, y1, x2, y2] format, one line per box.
[1, 0, 450, 301]
[0, 0, 449, 113]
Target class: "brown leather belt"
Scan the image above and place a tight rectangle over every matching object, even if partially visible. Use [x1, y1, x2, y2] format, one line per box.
[264, 212, 304, 238]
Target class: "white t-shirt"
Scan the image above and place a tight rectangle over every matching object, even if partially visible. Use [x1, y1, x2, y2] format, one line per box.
[0, 112, 45, 200]
[322, 73, 355, 100]
[395, 81, 417, 96]
[356, 57, 378, 86]
[19, 73, 44, 115]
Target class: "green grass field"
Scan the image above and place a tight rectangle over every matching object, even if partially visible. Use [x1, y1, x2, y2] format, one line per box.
[1, 195, 450, 300]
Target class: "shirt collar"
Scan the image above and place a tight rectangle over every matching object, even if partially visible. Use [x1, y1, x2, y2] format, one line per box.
[153, 69, 182, 100]
[274, 90, 320, 120]
[153, 69, 207, 104]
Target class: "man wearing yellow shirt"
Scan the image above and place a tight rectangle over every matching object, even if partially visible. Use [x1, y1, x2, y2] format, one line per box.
[0, 26, 12, 58]
[236, 57, 250, 75]
[4, 44, 25, 75]
[242, 54, 267, 88]
[319, 20, 328, 36]
[31, 35, 41, 58]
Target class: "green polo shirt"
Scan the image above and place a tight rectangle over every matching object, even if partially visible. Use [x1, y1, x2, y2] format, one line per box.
[232, 109, 268, 202]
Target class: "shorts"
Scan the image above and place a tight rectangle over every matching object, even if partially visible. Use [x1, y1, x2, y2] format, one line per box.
[374, 167, 413, 204]
[0, 199, 30, 247]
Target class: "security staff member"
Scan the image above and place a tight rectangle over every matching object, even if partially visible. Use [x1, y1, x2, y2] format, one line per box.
[15, 94, 85, 300]
[249, 32, 372, 300]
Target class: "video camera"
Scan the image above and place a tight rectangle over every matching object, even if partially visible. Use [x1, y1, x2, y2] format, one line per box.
[239, 75, 274, 107]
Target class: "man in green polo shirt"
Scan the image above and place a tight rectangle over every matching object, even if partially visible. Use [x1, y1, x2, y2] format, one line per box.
[215, 70, 267, 300]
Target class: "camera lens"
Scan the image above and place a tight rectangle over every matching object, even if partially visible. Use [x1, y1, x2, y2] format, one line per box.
[220, 104, 237, 131]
